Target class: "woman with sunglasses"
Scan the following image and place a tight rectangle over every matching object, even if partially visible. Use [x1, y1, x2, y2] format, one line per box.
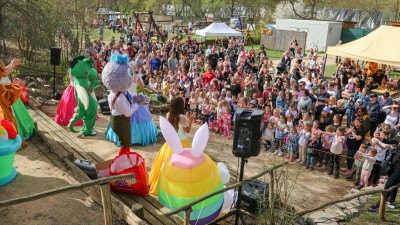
[382, 104, 400, 129]
[356, 106, 371, 137]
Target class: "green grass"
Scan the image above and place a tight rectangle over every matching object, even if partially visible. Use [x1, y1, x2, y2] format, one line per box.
[346, 196, 400, 225]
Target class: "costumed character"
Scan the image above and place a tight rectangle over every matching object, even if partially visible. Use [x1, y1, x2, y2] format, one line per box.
[157, 116, 234, 225]
[148, 97, 195, 195]
[105, 62, 158, 146]
[0, 59, 35, 138]
[0, 118, 22, 186]
[54, 70, 99, 126]
[102, 52, 146, 155]
[10, 78, 35, 140]
[68, 56, 99, 136]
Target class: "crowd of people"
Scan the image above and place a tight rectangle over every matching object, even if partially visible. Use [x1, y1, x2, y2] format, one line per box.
[86, 22, 399, 210]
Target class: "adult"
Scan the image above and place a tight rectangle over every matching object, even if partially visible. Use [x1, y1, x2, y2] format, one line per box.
[313, 85, 330, 120]
[379, 91, 393, 113]
[289, 37, 298, 56]
[281, 51, 291, 72]
[368, 146, 400, 212]
[167, 52, 179, 72]
[150, 53, 162, 74]
[382, 104, 400, 129]
[344, 117, 366, 175]
[367, 93, 381, 135]
[370, 69, 387, 89]
[356, 105, 371, 137]
[148, 97, 195, 195]
[202, 66, 215, 87]
[207, 46, 219, 71]
[297, 89, 312, 113]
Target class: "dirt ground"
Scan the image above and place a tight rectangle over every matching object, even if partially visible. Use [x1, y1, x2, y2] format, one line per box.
[0, 135, 112, 225]
[39, 103, 353, 212]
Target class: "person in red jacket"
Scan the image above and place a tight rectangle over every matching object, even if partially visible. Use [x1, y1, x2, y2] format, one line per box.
[202, 66, 215, 87]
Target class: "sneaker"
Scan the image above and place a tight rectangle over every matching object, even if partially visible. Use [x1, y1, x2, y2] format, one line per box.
[296, 159, 302, 163]
[368, 205, 379, 213]
[321, 165, 326, 170]
[340, 167, 348, 172]
[315, 163, 321, 167]
[278, 151, 283, 157]
[310, 167, 314, 171]
[386, 202, 396, 209]
[356, 185, 364, 190]
[274, 151, 279, 155]
[334, 174, 339, 179]
[289, 157, 295, 162]
[300, 160, 306, 165]
[327, 170, 333, 175]
[371, 184, 377, 187]
[305, 165, 309, 169]
[345, 170, 351, 176]
[284, 155, 290, 159]
[346, 176, 353, 181]
[354, 182, 359, 186]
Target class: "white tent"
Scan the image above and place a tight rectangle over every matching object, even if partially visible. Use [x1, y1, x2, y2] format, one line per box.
[196, 22, 242, 37]
[327, 25, 400, 65]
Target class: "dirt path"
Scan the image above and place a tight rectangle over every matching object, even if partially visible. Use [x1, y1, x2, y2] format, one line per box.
[0, 135, 111, 225]
[39, 104, 353, 211]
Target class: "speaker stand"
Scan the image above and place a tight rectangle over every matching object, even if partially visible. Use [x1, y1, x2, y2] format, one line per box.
[39, 65, 61, 108]
[210, 157, 248, 225]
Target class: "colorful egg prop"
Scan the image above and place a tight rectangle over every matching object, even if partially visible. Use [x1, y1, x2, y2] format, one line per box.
[0, 120, 22, 186]
[158, 150, 224, 224]
[157, 117, 230, 225]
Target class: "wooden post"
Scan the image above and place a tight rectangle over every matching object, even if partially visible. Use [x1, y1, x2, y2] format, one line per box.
[269, 170, 275, 225]
[183, 207, 192, 225]
[379, 193, 387, 221]
[100, 184, 113, 225]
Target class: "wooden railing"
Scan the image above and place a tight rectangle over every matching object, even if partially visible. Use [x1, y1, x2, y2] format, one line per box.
[162, 161, 288, 225]
[0, 173, 134, 225]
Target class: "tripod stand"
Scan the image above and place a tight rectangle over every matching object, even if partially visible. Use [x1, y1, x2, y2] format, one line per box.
[210, 157, 248, 225]
[40, 65, 61, 107]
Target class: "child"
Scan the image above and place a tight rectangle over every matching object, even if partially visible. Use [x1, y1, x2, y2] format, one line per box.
[319, 125, 335, 170]
[189, 92, 198, 113]
[262, 123, 275, 151]
[357, 147, 377, 190]
[328, 127, 346, 178]
[286, 127, 299, 162]
[262, 105, 273, 132]
[332, 114, 343, 131]
[306, 134, 320, 170]
[274, 124, 286, 156]
[200, 97, 210, 125]
[346, 143, 368, 186]
[222, 106, 232, 138]
[215, 100, 226, 134]
[297, 122, 312, 164]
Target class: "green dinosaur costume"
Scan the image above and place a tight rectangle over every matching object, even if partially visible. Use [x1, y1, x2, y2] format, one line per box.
[68, 56, 99, 136]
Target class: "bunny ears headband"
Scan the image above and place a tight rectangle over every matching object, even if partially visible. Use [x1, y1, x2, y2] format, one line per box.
[159, 116, 209, 158]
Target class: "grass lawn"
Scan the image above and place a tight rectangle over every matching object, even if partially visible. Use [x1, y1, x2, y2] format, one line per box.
[343, 196, 400, 225]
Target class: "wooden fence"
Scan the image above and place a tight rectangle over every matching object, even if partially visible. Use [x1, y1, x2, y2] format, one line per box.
[261, 29, 307, 52]
[0, 173, 135, 225]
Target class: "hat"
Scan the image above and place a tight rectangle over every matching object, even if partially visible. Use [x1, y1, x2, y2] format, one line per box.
[370, 93, 378, 98]
[250, 100, 257, 105]
[301, 106, 307, 110]
[323, 106, 331, 113]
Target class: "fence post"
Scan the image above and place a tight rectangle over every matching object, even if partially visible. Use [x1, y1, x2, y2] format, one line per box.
[100, 184, 113, 225]
[183, 207, 192, 225]
[269, 170, 275, 225]
[379, 193, 387, 221]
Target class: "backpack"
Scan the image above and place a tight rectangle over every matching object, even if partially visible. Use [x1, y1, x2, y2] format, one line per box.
[381, 149, 400, 176]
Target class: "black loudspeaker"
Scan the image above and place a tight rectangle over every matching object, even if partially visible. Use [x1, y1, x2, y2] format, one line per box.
[50, 47, 61, 66]
[232, 108, 263, 158]
[241, 179, 269, 214]
[99, 98, 111, 115]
